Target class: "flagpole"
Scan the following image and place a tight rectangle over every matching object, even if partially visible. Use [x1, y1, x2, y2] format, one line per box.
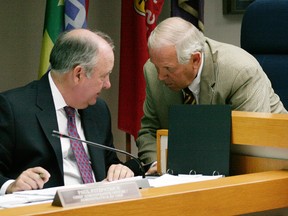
[125, 133, 132, 161]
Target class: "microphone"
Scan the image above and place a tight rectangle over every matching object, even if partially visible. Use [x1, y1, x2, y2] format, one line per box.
[52, 130, 146, 179]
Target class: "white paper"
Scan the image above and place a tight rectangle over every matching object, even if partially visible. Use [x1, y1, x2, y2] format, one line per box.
[148, 174, 223, 187]
[0, 185, 80, 208]
[0, 193, 53, 208]
[102, 176, 143, 184]
[0, 175, 223, 208]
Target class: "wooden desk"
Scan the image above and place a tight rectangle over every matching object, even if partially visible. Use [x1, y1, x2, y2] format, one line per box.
[1, 170, 288, 216]
[2, 111, 288, 215]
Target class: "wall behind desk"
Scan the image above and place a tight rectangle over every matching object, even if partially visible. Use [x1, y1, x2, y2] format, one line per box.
[0, 0, 243, 160]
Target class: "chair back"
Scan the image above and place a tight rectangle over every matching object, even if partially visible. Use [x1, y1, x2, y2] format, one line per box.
[241, 0, 288, 109]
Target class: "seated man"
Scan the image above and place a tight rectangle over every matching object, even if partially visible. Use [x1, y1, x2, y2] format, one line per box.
[0, 29, 137, 194]
[136, 17, 288, 174]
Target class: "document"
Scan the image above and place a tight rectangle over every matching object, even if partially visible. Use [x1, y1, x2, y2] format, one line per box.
[148, 174, 223, 187]
[0, 190, 54, 208]
[0, 175, 224, 208]
[0, 185, 79, 208]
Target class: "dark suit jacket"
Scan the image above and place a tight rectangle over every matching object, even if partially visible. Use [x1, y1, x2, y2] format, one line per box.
[0, 73, 123, 188]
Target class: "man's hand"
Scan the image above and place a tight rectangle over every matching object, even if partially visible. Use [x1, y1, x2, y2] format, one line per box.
[145, 162, 157, 175]
[6, 167, 50, 194]
[105, 164, 134, 182]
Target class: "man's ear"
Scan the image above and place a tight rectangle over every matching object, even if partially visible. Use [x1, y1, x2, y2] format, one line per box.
[190, 52, 202, 70]
[192, 52, 201, 64]
[72, 65, 85, 83]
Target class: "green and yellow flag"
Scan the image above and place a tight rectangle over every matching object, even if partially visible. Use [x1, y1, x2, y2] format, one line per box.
[38, 0, 89, 78]
[38, 0, 64, 78]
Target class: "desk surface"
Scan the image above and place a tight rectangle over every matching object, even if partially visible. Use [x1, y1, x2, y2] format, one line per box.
[1, 170, 288, 216]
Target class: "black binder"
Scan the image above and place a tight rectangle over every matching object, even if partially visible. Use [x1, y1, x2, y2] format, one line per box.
[167, 105, 231, 176]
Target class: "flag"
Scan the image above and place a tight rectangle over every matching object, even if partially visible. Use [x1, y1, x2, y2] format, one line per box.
[38, 0, 89, 78]
[118, 0, 164, 139]
[171, 0, 204, 32]
[38, 0, 64, 78]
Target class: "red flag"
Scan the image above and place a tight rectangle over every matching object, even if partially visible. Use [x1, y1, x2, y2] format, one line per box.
[118, 0, 164, 139]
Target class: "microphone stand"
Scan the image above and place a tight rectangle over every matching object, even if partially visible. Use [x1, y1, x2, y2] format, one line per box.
[52, 130, 146, 179]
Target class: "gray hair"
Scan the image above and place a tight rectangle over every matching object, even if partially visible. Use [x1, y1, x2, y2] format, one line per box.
[148, 17, 205, 64]
[49, 29, 114, 77]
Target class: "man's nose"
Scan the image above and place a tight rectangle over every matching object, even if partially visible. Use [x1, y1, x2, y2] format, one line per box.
[157, 69, 168, 81]
[103, 78, 111, 89]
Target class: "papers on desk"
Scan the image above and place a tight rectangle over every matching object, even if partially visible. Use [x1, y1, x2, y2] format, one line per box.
[0, 185, 74, 209]
[148, 174, 223, 187]
[101, 174, 223, 188]
[0, 174, 223, 208]
[0, 190, 55, 208]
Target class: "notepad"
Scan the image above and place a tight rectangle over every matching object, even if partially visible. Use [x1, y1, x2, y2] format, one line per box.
[167, 105, 231, 176]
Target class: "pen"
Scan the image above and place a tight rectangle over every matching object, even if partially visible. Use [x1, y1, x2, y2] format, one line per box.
[38, 173, 45, 179]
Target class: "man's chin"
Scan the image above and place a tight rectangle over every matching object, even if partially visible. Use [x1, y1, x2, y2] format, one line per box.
[166, 85, 179, 91]
[78, 101, 97, 109]
[89, 99, 97, 106]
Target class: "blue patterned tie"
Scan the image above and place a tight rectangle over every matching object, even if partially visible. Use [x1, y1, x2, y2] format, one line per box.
[64, 106, 94, 184]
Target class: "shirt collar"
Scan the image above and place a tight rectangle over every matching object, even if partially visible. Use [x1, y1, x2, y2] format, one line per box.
[48, 72, 67, 111]
[187, 52, 204, 95]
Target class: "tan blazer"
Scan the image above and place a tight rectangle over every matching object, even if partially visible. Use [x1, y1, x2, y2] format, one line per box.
[137, 37, 287, 164]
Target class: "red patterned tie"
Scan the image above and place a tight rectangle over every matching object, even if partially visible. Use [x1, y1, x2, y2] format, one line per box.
[64, 106, 94, 184]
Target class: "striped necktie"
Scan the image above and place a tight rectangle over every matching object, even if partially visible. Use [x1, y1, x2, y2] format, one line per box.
[183, 87, 196, 104]
[64, 106, 94, 184]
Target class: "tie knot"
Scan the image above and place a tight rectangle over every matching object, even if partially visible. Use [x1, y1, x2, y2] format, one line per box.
[64, 106, 76, 118]
[183, 87, 192, 96]
[183, 87, 196, 104]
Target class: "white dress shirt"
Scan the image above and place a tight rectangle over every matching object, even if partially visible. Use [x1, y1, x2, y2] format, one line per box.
[48, 72, 95, 185]
[184, 52, 205, 104]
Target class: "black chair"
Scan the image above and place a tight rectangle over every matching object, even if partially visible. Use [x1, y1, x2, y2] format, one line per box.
[241, 0, 288, 109]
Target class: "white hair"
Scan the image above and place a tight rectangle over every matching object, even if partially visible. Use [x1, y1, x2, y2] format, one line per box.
[148, 17, 205, 64]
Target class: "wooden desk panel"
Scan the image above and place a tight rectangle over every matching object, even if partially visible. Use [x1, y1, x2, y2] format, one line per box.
[231, 155, 288, 175]
[1, 170, 288, 216]
[231, 111, 288, 148]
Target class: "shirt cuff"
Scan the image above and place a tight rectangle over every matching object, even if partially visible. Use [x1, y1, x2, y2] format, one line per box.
[150, 161, 157, 169]
[0, 179, 15, 195]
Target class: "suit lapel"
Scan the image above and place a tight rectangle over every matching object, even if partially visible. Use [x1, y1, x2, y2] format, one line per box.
[199, 39, 217, 104]
[35, 74, 63, 174]
[79, 108, 106, 180]
[79, 108, 101, 148]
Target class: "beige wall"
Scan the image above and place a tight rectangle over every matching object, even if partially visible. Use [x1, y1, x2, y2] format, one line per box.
[0, 0, 244, 160]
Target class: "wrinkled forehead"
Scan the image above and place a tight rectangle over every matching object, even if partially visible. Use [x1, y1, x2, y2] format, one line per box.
[149, 45, 178, 66]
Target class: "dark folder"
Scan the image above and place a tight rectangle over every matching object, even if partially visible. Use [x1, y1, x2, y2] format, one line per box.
[167, 105, 231, 176]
